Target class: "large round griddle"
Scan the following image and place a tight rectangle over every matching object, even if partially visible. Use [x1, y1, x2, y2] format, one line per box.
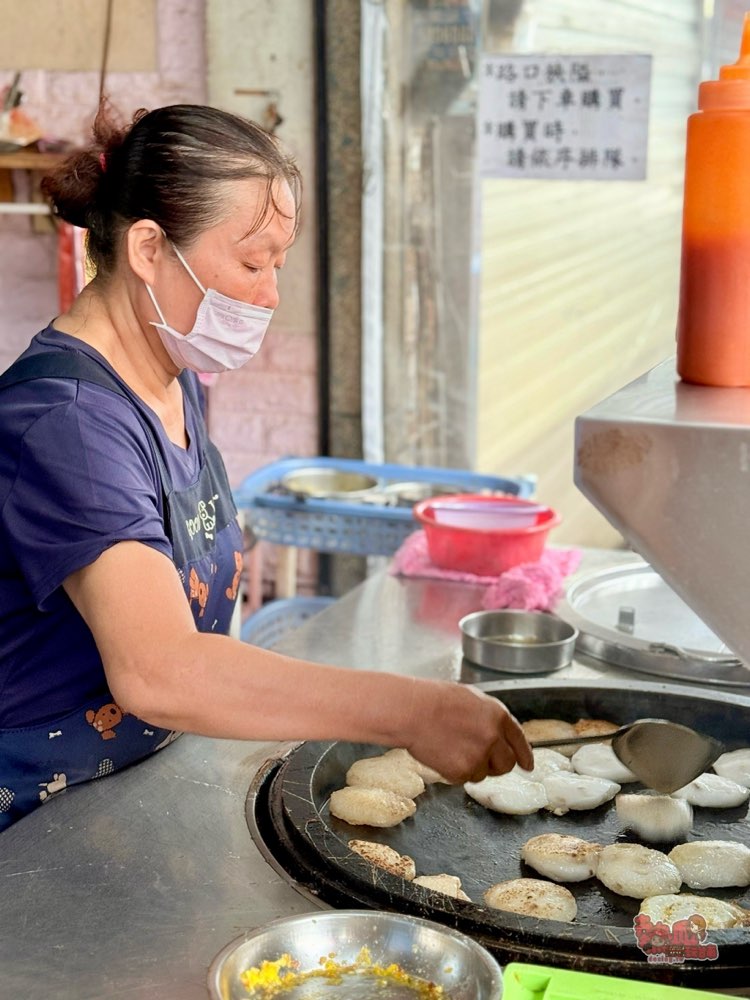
[247, 679, 750, 988]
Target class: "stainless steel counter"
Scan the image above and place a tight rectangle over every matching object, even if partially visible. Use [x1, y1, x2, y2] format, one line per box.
[0, 548, 674, 1000]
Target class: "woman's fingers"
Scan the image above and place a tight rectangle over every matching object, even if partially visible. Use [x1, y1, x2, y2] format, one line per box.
[404, 684, 533, 785]
[469, 688, 533, 776]
[503, 710, 534, 771]
[466, 760, 491, 784]
[486, 739, 520, 778]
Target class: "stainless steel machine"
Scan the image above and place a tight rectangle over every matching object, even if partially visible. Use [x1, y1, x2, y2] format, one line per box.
[575, 355, 750, 670]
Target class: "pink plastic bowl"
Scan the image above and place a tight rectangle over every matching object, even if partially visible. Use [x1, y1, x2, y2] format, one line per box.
[413, 494, 561, 576]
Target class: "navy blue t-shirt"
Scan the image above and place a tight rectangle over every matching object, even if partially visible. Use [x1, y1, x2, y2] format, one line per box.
[0, 327, 239, 728]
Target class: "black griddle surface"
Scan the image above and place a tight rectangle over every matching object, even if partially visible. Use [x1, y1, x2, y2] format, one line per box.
[249, 680, 750, 987]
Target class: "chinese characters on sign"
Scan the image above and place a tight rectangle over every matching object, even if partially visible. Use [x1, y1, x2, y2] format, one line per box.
[478, 54, 652, 180]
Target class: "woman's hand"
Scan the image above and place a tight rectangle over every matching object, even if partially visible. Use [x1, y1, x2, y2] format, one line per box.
[399, 679, 533, 785]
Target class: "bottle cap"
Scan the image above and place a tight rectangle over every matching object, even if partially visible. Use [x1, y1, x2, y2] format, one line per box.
[699, 12, 750, 110]
[720, 12, 750, 79]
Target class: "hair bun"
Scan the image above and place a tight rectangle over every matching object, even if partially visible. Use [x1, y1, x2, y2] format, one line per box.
[41, 150, 102, 228]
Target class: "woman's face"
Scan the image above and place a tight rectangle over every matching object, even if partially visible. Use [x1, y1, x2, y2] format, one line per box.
[150, 176, 297, 331]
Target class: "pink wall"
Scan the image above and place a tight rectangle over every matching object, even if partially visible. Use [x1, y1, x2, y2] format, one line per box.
[0, 0, 208, 370]
[208, 320, 320, 603]
[0, 0, 320, 599]
[208, 324, 318, 487]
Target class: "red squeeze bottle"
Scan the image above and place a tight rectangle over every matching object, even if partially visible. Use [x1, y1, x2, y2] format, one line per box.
[676, 12, 750, 386]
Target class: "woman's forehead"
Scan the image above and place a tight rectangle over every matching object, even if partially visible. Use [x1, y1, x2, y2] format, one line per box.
[222, 177, 297, 246]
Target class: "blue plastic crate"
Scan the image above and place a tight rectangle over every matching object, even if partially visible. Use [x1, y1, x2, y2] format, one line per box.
[240, 596, 336, 649]
[234, 457, 536, 557]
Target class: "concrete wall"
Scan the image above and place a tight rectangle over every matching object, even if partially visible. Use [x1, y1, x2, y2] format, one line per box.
[204, 0, 320, 484]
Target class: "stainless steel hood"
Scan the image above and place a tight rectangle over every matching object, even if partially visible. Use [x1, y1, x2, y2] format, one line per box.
[574, 356, 750, 664]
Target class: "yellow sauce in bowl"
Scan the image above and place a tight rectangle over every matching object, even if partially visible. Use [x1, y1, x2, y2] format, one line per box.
[240, 946, 445, 998]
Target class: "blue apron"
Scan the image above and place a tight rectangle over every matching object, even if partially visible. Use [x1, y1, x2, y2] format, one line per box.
[0, 351, 243, 829]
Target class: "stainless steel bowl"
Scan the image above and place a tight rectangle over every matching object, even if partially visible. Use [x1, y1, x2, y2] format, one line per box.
[459, 609, 578, 674]
[280, 467, 380, 499]
[207, 909, 502, 999]
[381, 482, 476, 505]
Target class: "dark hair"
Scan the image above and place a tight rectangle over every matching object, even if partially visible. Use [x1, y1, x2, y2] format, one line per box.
[41, 102, 302, 279]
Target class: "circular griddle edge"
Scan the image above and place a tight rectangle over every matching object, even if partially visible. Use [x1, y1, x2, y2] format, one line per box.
[246, 679, 750, 988]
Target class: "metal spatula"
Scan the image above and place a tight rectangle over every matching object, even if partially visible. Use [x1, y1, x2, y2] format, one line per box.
[530, 718, 725, 793]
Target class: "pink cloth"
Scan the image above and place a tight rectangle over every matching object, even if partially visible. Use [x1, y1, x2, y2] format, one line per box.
[390, 530, 582, 612]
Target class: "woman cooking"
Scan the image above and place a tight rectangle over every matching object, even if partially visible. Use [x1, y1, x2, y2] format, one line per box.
[0, 103, 532, 831]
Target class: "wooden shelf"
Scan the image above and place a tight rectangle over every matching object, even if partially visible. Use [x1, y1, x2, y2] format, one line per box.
[0, 202, 50, 215]
[0, 148, 69, 170]
[0, 148, 71, 220]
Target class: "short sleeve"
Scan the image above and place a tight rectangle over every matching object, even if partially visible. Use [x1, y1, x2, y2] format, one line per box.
[2, 382, 172, 609]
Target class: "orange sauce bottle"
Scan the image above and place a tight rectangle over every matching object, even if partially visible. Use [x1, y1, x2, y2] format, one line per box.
[676, 12, 750, 386]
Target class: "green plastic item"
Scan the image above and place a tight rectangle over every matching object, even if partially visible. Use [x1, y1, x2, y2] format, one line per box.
[502, 963, 731, 1000]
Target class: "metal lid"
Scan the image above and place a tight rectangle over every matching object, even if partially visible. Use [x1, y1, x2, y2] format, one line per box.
[556, 560, 750, 687]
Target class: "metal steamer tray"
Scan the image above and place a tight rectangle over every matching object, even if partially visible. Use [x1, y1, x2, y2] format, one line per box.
[247, 680, 750, 989]
[557, 561, 750, 687]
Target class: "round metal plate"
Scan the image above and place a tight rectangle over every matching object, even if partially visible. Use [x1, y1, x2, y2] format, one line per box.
[557, 562, 750, 686]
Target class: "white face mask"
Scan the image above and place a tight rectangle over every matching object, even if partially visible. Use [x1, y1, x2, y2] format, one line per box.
[145, 244, 274, 373]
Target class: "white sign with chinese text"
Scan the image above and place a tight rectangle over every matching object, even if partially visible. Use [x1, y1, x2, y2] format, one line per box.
[478, 54, 652, 180]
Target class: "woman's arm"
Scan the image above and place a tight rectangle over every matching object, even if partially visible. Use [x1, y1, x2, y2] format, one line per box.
[63, 540, 532, 783]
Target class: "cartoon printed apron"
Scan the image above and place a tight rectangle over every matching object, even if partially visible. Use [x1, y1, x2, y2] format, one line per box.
[0, 351, 243, 830]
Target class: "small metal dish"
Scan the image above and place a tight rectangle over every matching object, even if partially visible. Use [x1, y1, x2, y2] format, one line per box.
[280, 467, 380, 500]
[207, 909, 502, 999]
[459, 609, 578, 674]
